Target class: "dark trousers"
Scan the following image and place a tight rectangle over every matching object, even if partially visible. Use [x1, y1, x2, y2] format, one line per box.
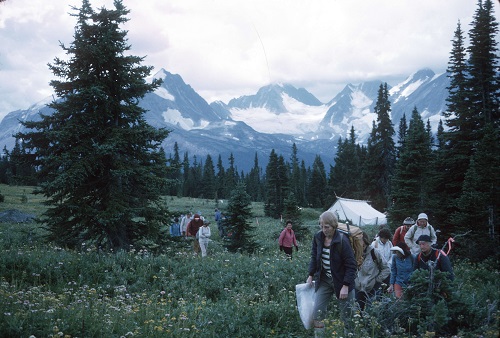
[283, 246, 293, 259]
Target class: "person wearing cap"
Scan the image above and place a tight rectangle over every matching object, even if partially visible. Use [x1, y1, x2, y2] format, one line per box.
[393, 217, 415, 246]
[387, 242, 416, 298]
[186, 213, 203, 254]
[404, 213, 437, 255]
[198, 220, 212, 257]
[415, 235, 454, 280]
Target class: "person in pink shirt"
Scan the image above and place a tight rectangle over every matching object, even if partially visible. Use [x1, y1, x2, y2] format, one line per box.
[278, 220, 299, 259]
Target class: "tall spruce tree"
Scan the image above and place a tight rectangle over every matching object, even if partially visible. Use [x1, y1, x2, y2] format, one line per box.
[201, 154, 215, 199]
[308, 155, 327, 208]
[389, 107, 433, 224]
[363, 83, 396, 211]
[223, 182, 257, 254]
[16, 0, 170, 250]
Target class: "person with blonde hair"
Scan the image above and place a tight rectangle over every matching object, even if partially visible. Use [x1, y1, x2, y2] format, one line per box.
[306, 211, 357, 337]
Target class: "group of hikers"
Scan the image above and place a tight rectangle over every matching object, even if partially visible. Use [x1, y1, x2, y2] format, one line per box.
[303, 210, 454, 337]
[170, 206, 454, 336]
[169, 208, 226, 257]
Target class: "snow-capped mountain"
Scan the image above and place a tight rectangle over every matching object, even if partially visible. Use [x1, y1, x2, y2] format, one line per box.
[0, 68, 450, 172]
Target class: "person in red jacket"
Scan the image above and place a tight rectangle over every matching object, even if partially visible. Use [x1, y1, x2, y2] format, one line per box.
[186, 213, 203, 255]
[392, 217, 415, 246]
[278, 220, 298, 259]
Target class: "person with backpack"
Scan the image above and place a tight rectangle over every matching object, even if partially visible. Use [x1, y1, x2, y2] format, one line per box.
[404, 213, 437, 254]
[355, 232, 390, 311]
[393, 217, 415, 246]
[307, 211, 357, 337]
[278, 220, 299, 259]
[415, 235, 454, 280]
[387, 242, 416, 299]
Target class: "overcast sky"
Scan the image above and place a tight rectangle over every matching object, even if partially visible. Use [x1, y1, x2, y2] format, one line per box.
[0, 0, 494, 122]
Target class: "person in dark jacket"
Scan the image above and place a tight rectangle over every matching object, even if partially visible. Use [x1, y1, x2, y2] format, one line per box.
[307, 211, 357, 337]
[415, 235, 454, 280]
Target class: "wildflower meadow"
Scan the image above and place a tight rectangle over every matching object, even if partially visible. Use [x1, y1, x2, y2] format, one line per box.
[0, 184, 498, 337]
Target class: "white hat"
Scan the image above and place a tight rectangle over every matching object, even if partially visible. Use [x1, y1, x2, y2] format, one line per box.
[390, 246, 404, 255]
[417, 213, 428, 221]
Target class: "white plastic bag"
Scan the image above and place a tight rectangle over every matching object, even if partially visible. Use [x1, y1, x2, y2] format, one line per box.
[295, 282, 315, 329]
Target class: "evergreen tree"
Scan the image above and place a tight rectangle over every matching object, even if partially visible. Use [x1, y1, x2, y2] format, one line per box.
[264, 150, 288, 218]
[329, 127, 361, 201]
[16, 0, 170, 250]
[215, 155, 225, 200]
[224, 153, 237, 198]
[223, 182, 257, 254]
[201, 154, 215, 199]
[289, 143, 303, 205]
[467, 0, 500, 126]
[450, 123, 500, 260]
[245, 153, 262, 202]
[308, 155, 327, 208]
[363, 83, 396, 210]
[283, 192, 308, 241]
[389, 107, 432, 224]
[182, 152, 190, 197]
[396, 113, 408, 159]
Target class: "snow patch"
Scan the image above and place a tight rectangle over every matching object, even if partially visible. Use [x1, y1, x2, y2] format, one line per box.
[162, 109, 194, 130]
[154, 87, 175, 101]
[229, 93, 327, 135]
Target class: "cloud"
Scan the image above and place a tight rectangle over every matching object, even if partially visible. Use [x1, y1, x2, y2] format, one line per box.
[0, 0, 492, 122]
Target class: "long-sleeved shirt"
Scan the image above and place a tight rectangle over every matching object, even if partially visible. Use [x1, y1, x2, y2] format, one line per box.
[404, 224, 437, 254]
[278, 228, 298, 248]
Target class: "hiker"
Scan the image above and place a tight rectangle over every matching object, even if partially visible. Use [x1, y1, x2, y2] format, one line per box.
[215, 208, 223, 236]
[278, 220, 299, 259]
[415, 235, 454, 280]
[393, 217, 415, 246]
[169, 217, 181, 237]
[307, 211, 357, 337]
[186, 213, 203, 254]
[355, 232, 390, 311]
[180, 212, 192, 237]
[372, 228, 393, 268]
[404, 213, 437, 254]
[387, 242, 416, 299]
[198, 220, 211, 257]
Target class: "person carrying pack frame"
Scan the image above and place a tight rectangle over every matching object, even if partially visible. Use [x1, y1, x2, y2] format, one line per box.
[405, 213, 437, 255]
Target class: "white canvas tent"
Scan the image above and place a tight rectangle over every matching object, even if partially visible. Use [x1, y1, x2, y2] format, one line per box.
[328, 197, 387, 227]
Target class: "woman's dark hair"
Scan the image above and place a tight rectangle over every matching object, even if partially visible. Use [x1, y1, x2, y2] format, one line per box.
[378, 228, 392, 240]
[396, 241, 411, 257]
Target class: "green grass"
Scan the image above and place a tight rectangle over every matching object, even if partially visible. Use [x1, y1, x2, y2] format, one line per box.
[0, 184, 498, 337]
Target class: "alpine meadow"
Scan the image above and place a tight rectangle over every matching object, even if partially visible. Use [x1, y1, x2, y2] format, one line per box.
[0, 0, 499, 337]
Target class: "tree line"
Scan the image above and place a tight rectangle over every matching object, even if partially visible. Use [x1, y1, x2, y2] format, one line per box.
[0, 0, 497, 261]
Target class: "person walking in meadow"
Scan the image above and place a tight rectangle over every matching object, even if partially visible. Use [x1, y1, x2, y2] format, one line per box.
[214, 208, 223, 237]
[169, 217, 181, 237]
[372, 228, 393, 267]
[198, 220, 212, 257]
[393, 217, 415, 246]
[404, 213, 437, 254]
[180, 212, 192, 237]
[186, 213, 203, 255]
[355, 232, 390, 311]
[307, 211, 357, 337]
[415, 235, 454, 281]
[278, 220, 299, 259]
[387, 242, 416, 299]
